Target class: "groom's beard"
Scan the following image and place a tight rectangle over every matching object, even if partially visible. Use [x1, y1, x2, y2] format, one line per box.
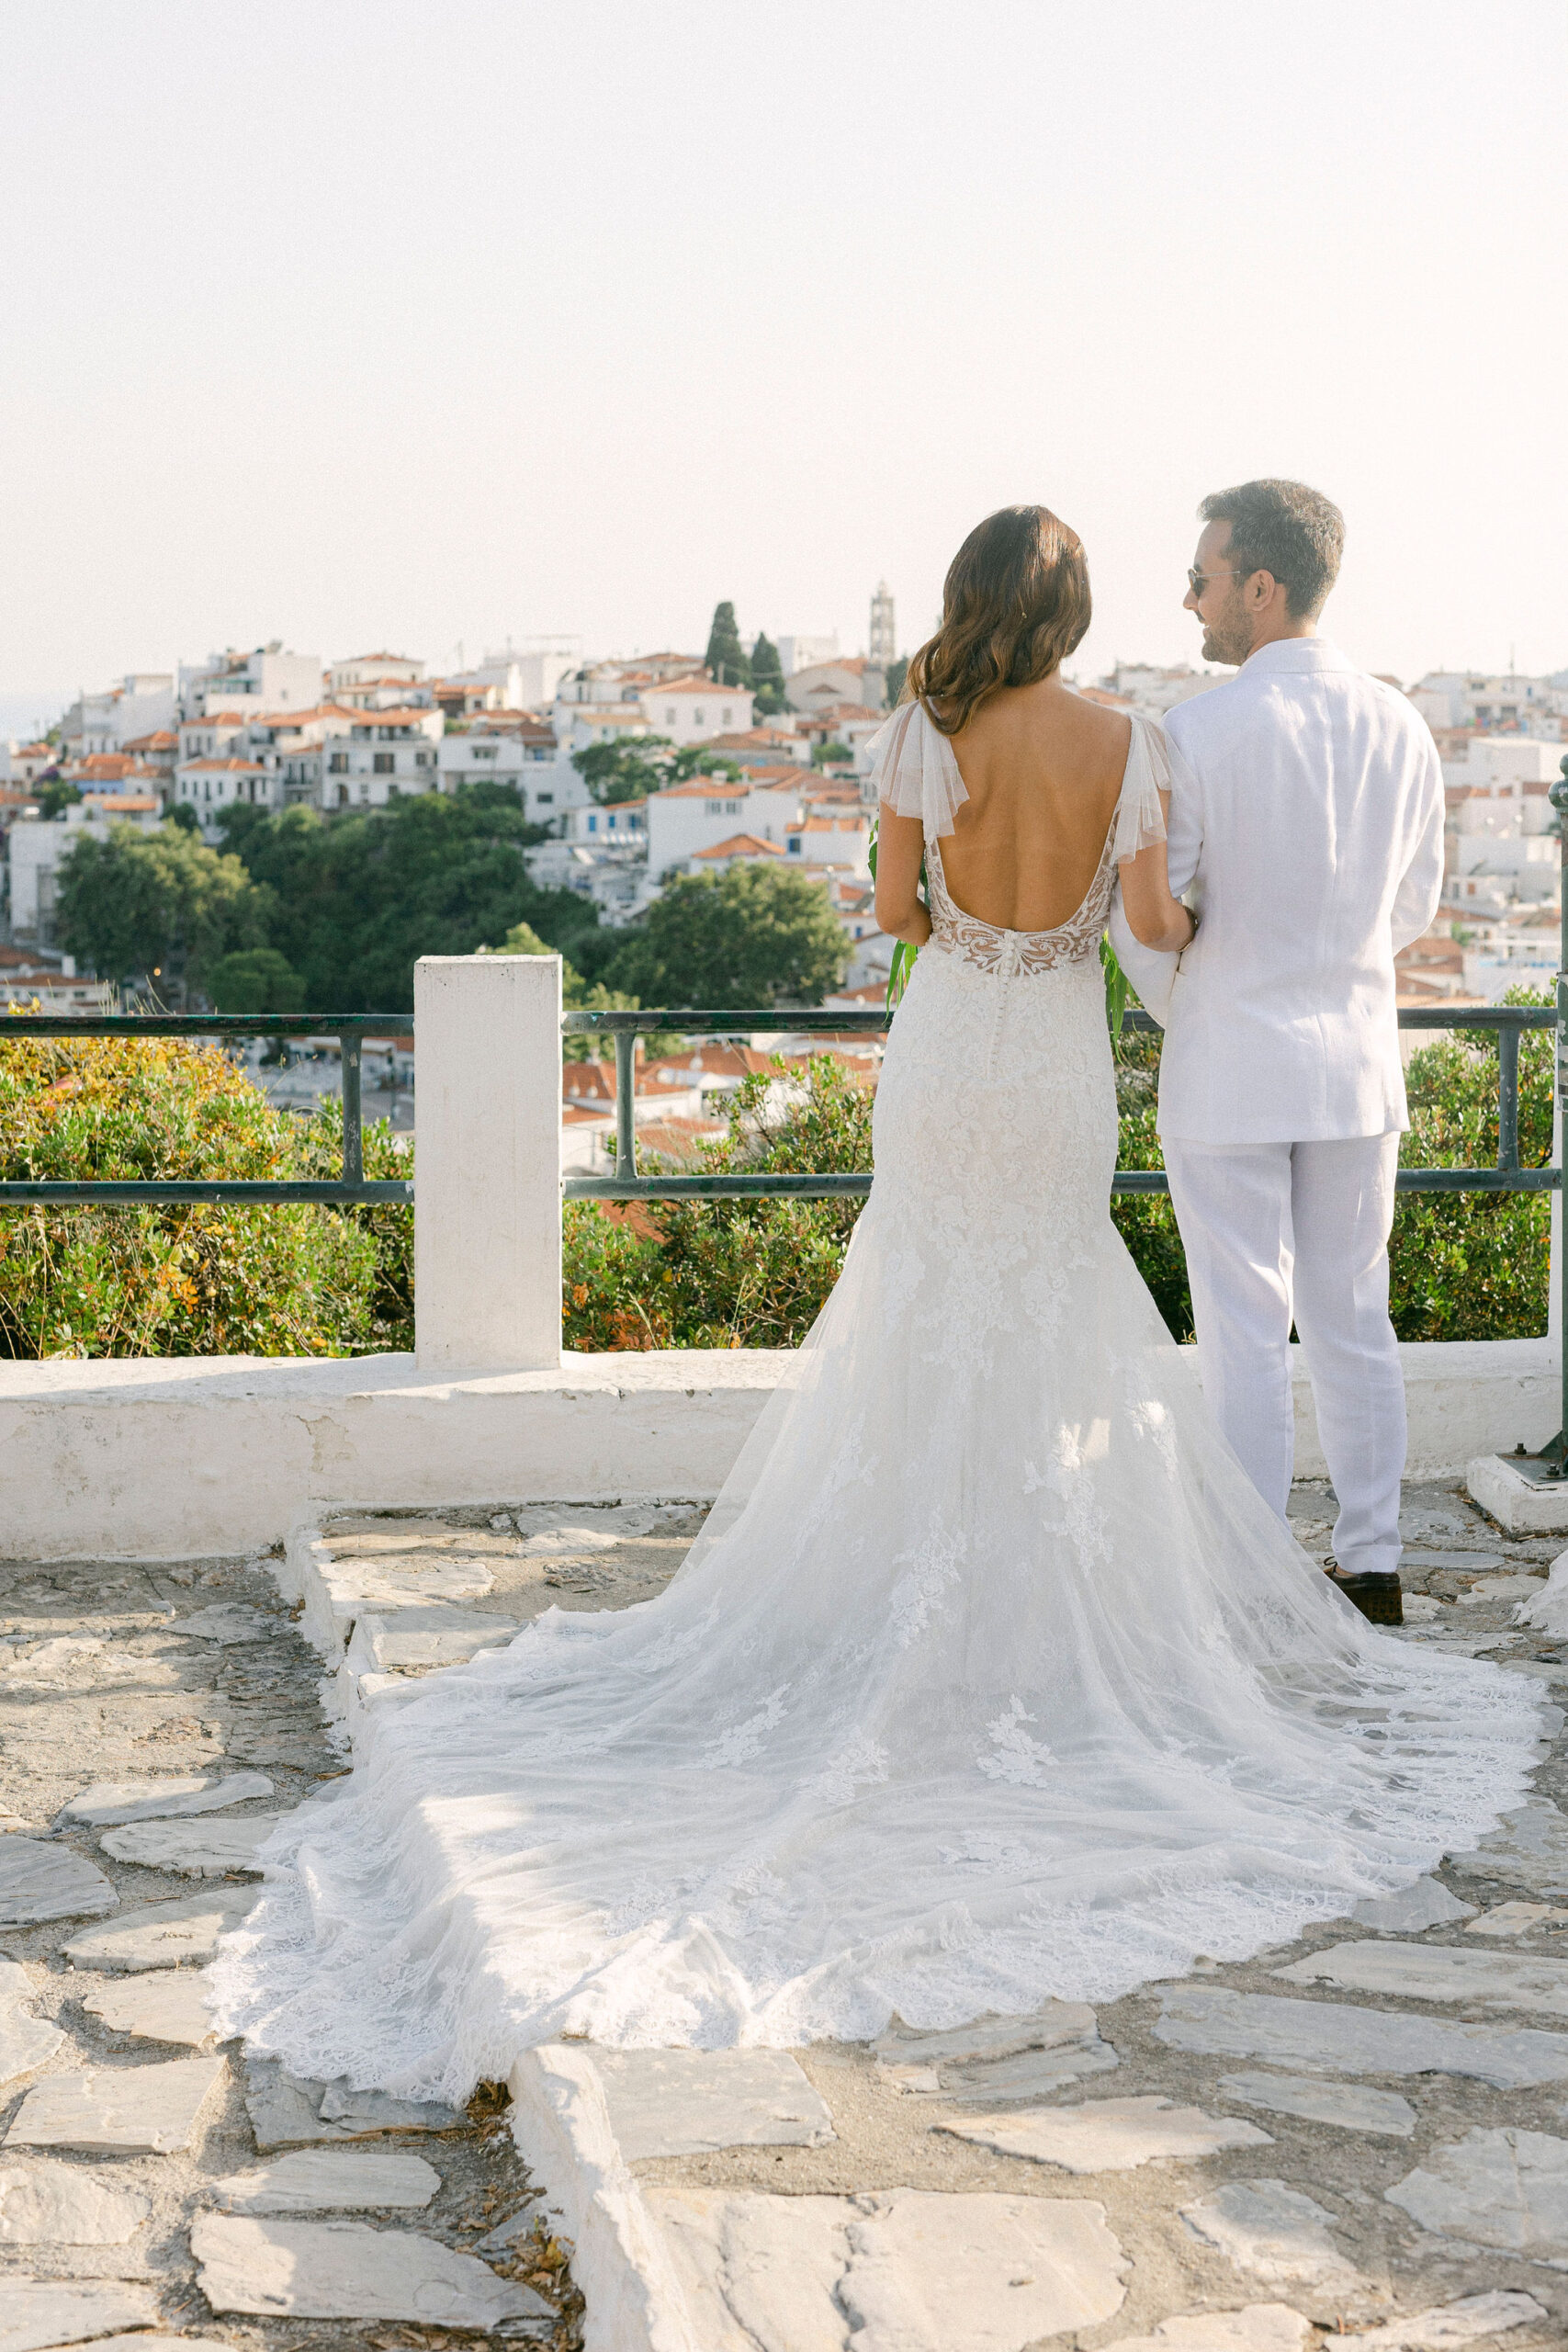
[1201, 611, 1256, 667]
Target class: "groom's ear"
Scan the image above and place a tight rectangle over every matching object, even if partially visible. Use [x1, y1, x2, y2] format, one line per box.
[1244, 567, 1281, 613]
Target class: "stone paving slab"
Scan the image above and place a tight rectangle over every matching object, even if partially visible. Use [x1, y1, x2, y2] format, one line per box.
[81, 1968, 215, 2047]
[31, 2339, 236, 2352]
[1449, 1797, 1568, 1894]
[1385, 2125, 1568, 2254]
[646, 2184, 1130, 2350]
[1179, 2178, 1367, 2297]
[1351, 1877, 1478, 1930]
[96, 1811, 284, 1875]
[1154, 1982, 1568, 2086]
[872, 1996, 1121, 2098]
[0, 2010, 66, 2094]
[1276, 1937, 1568, 2017]
[189, 2211, 549, 2327]
[57, 1770, 273, 1826]
[592, 2048, 834, 2160]
[0, 2161, 151, 2244]
[0, 1843, 117, 1929]
[212, 2146, 443, 2211]
[1346, 2290, 1549, 2346]
[0, 2278, 158, 2352]
[61, 1886, 255, 1972]
[1217, 2071, 1417, 2135]
[938, 2093, 1272, 2174]
[6, 2055, 226, 2154]
[1105, 2307, 1313, 2350]
[243, 2054, 466, 2149]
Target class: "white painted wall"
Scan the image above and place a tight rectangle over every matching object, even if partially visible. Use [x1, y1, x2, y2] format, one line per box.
[0, 1338, 1553, 1562]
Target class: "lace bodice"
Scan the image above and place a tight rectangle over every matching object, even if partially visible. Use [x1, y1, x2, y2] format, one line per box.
[925, 830, 1116, 977]
[868, 697, 1173, 978]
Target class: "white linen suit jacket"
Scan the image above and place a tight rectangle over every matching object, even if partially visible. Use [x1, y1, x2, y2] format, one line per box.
[1107, 639, 1445, 1145]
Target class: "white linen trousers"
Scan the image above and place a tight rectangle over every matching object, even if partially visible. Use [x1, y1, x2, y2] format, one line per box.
[1163, 1133, 1404, 1577]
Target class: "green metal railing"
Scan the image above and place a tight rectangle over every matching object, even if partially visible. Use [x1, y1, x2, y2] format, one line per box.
[0, 1014, 412, 1204]
[560, 1003, 1556, 1201]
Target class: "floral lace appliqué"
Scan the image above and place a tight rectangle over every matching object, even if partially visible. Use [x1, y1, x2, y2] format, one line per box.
[979, 1697, 1057, 1789]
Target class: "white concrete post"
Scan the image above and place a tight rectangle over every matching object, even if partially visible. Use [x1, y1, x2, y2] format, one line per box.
[413, 953, 562, 1372]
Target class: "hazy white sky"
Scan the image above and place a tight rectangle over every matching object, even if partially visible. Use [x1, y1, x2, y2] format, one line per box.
[2, 0, 1563, 730]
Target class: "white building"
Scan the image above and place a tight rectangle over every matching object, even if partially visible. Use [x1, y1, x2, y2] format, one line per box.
[645, 774, 808, 880]
[1410, 671, 1567, 737]
[328, 653, 426, 702]
[2, 742, 55, 786]
[62, 674, 176, 755]
[785, 657, 885, 716]
[1441, 735, 1563, 815]
[437, 733, 582, 829]
[8, 793, 162, 944]
[179, 646, 324, 718]
[1099, 663, 1224, 716]
[784, 811, 871, 875]
[776, 633, 838, 678]
[637, 674, 755, 747]
[175, 757, 276, 830]
[313, 707, 443, 809]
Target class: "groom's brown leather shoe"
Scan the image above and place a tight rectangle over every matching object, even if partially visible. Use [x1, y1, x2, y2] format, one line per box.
[1324, 1560, 1404, 1626]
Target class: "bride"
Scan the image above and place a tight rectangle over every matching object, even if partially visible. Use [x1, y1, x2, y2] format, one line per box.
[214, 506, 1541, 2099]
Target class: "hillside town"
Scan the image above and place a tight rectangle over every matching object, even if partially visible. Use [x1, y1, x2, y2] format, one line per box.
[4, 595, 1566, 1166]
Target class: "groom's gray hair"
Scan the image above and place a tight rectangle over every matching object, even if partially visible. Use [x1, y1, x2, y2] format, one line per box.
[1200, 479, 1344, 618]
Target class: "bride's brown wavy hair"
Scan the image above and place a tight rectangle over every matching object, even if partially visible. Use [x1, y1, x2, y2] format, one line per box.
[907, 504, 1091, 737]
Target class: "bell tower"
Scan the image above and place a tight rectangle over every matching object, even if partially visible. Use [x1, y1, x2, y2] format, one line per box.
[868, 581, 896, 666]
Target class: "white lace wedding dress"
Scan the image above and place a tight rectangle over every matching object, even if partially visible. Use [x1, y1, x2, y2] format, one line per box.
[213, 704, 1544, 2102]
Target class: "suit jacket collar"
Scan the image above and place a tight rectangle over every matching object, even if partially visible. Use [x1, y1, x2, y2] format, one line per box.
[1236, 636, 1355, 677]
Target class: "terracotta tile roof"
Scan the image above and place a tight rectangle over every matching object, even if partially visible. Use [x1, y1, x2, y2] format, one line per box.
[693, 833, 784, 859]
[121, 729, 177, 751]
[658, 780, 750, 800]
[179, 757, 266, 773]
[642, 675, 744, 698]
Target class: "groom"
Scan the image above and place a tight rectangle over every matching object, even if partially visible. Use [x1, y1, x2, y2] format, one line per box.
[1111, 479, 1444, 1625]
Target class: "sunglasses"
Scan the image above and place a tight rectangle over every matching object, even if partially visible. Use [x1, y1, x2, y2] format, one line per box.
[1187, 567, 1243, 597]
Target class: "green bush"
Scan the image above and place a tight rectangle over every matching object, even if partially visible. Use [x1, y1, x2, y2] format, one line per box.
[6, 1004, 1551, 1360]
[0, 1027, 407, 1359]
[558, 1009, 1555, 1353]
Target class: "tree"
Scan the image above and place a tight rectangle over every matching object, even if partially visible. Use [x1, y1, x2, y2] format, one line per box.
[704, 602, 751, 690]
[811, 741, 853, 768]
[606, 862, 848, 1008]
[208, 946, 307, 1014]
[750, 633, 787, 718]
[36, 776, 80, 820]
[670, 747, 742, 781]
[214, 790, 594, 1011]
[163, 801, 200, 834]
[56, 823, 272, 998]
[884, 656, 909, 708]
[571, 737, 673, 806]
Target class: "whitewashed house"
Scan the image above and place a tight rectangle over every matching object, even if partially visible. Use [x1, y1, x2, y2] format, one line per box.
[62, 674, 177, 756]
[8, 793, 162, 944]
[637, 673, 754, 746]
[179, 646, 324, 718]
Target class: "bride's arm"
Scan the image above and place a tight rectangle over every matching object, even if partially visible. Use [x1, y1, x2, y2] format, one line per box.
[874, 807, 931, 946]
[1119, 790, 1198, 952]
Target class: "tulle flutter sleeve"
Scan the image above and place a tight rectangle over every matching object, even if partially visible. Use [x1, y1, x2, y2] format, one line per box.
[868, 702, 969, 840]
[1111, 713, 1178, 864]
